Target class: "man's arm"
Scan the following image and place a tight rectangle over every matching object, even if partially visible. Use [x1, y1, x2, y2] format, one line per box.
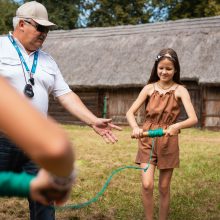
[58, 91, 122, 143]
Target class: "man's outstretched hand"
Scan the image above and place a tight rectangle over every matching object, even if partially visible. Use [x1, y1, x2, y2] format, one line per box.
[91, 118, 122, 143]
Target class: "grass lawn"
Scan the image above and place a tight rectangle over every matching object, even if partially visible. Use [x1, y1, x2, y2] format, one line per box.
[0, 126, 219, 220]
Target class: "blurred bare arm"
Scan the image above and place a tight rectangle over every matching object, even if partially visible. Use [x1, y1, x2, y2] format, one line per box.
[0, 76, 74, 177]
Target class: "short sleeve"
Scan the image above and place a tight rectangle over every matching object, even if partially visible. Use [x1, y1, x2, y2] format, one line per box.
[52, 64, 71, 97]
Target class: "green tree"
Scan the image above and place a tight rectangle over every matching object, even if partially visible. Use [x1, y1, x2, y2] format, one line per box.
[0, 0, 19, 34]
[24, 0, 81, 29]
[152, 0, 220, 21]
[81, 0, 153, 27]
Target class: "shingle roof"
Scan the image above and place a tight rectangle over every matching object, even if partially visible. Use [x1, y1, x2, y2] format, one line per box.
[43, 16, 220, 88]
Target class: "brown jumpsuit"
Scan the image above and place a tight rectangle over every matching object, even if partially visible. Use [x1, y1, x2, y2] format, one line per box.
[135, 85, 181, 169]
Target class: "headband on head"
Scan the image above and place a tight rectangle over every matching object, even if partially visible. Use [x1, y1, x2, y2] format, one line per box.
[155, 54, 174, 62]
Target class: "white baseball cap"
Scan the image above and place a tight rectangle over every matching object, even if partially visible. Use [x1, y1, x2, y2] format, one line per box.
[16, 1, 56, 27]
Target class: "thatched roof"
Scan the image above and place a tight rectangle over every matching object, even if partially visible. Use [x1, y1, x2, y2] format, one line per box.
[43, 16, 220, 88]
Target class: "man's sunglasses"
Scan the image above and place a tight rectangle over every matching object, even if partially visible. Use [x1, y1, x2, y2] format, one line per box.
[24, 20, 49, 33]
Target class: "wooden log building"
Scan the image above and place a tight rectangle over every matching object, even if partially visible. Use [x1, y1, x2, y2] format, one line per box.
[43, 16, 220, 129]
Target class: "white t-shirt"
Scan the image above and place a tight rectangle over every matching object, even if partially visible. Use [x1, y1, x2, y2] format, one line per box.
[0, 35, 71, 115]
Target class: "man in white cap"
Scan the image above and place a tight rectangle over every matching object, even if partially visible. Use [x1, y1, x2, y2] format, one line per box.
[0, 1, 121, 220]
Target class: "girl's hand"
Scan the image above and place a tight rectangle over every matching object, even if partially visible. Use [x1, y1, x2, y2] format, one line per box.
[131, 126, 143, 139]
[166, 124, 180, 136]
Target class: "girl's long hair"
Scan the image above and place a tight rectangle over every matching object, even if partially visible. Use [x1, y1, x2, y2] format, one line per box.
[147, 48, 182, 85]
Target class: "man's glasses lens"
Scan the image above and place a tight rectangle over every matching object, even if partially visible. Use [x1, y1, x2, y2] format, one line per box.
[37, 25, 49, 33]
[24, 20, 49, 33]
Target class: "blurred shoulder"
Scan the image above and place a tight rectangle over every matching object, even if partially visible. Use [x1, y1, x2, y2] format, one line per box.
[140, 83, 155, 97]
[39, 49, 58, 67]
[39, 50, 55, 62]
[142, 83, 154, 91]
[0, 35, 10, 48]
[176, 84, 188, 92]
[175, 84, 190, 98]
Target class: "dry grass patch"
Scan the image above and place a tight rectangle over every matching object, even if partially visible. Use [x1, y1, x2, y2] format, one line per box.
[0, 126, 219, 220]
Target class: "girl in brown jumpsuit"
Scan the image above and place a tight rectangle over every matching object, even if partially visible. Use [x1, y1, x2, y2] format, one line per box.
[126, 48, 198, 220]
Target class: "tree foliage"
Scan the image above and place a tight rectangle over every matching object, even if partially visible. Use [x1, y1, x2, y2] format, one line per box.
[81, 0, 153, 27]
[0, 0, 19, 34]
[152, 0, 220, 21]
[0, 0, 220, 34]
[81, 0, 220, 27]
[24, 0, 80, 29]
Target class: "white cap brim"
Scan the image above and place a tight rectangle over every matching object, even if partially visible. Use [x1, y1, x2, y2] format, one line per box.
[32, 18, 56, 27]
